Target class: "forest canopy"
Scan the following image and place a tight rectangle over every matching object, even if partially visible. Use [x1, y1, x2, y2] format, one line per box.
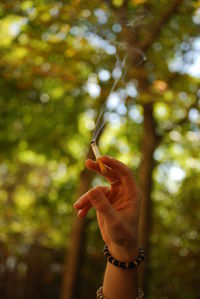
[0, 1, 200, 299]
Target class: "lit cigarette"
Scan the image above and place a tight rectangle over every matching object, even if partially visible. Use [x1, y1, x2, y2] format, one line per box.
[90, 141, 107, 174]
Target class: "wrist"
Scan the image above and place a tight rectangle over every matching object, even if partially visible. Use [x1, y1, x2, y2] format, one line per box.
[104, 244, 144, 271]
[108, 243, 139, 262]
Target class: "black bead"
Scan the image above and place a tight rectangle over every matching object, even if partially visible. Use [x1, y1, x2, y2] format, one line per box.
[113, 260, 119, 266]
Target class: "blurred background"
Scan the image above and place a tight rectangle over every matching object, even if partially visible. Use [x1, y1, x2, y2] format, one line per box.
[0, 0, 200, 298]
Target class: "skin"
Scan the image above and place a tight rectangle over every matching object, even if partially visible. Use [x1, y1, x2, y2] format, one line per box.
[73, 155, 141, 298]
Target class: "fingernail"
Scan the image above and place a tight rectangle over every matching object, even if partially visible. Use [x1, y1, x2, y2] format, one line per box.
[74, 201, 79, 208]
[78, 210, 83, 217]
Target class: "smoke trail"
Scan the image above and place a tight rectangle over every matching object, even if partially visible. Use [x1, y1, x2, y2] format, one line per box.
[89, 8, 151, 142]
[92, 55, 127, 142]
[126, 9, 152, 28]
[91, 46, 147, 142]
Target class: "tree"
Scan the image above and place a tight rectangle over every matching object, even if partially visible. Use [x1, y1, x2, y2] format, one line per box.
[0, 1, 200, 298]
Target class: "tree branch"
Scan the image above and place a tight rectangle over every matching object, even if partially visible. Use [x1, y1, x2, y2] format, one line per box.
[138, 0, 184, 51]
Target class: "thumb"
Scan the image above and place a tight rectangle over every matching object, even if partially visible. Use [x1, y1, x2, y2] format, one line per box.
[88, 187, 116, 223]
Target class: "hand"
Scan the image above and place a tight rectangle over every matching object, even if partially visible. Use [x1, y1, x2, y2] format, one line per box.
[74, 155, 141, 261]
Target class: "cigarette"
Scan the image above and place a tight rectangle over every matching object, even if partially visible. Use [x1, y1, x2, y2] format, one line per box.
[90, 141, 107, 174]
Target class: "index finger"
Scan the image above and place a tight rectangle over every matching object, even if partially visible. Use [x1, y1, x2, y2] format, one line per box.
[86, 156, 135, 189]
[101, 156, 133, 179]
[86, 158, 121, 183]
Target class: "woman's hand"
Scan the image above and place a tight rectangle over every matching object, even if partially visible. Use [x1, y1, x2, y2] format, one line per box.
[73, 155, 141, 261]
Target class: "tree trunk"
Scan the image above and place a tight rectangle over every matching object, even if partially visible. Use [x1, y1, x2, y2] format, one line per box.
[59, 147, 94, 299]
[59, 93, 108, 299]
[138, 103, 157, 291]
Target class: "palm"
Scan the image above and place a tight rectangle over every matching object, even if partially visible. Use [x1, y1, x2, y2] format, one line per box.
[96, 183, 140, 248]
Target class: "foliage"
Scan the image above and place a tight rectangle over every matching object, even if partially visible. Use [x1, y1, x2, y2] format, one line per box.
[0, 0, 200, 298]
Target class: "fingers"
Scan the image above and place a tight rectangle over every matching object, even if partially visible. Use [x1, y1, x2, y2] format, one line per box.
[74, 185, 115, 221]
[76, 203, 91, 218]
[74, 186, 110, 217]
[86, 156, 136, 188]
[75, 156, 137, 219]
[85, 159, 102, 175]
[101, 156, 133, 179]
[85, 159, 121, 186]
[88, 187, 116, 223]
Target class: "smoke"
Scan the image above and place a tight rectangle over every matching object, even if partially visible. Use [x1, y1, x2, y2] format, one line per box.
[79, 7, 151, 142]
[126, 9, 152, 28]
[92, 54, 127, 142]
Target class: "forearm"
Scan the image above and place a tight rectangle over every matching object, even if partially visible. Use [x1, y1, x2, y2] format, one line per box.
[102, 246, 139, 299]
[103, 263, 138, 299]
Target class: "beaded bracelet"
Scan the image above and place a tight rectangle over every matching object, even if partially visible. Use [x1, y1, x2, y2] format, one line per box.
[96, 286, 144, 299]
[104, 244, 144, 269]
